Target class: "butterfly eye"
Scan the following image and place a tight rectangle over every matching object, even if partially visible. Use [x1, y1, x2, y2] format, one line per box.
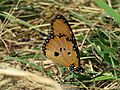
[54, 51, 60, 56]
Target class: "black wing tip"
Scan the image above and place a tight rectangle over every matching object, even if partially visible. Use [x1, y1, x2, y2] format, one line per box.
[51, 13, 67, 24]
[50, 13, 73, 35]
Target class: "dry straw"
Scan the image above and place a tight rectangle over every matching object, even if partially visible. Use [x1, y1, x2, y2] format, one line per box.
[0, 67, 63, 90]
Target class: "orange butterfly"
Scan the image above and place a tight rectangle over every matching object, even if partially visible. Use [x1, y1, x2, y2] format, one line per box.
[42, 14, 84, 73]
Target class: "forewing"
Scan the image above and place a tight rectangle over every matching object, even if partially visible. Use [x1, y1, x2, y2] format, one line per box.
[50, 14, 73, 38]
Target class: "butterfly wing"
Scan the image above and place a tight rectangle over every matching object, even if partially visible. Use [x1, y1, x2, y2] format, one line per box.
[50, 14, 81, 65]
[42, 35, 79, 67]
[50, 14, 73, 38]
[42, 14, 84, 72]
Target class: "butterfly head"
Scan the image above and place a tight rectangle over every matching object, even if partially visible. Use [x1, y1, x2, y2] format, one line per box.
[69, 64, 84, 73]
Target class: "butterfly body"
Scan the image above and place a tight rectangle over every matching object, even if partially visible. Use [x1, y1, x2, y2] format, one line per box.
[42, 14, 84, 73]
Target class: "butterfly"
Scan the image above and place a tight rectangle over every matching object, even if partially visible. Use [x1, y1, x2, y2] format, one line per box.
[42, 14, 84, 73]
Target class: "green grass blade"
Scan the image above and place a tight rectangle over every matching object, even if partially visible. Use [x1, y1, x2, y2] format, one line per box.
[95, 0, 120, 24]
[90, 75, 117, 81]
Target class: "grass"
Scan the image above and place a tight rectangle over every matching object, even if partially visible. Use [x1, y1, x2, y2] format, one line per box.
[0, 0, 120, 90]
[95, 0, 120, 24]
